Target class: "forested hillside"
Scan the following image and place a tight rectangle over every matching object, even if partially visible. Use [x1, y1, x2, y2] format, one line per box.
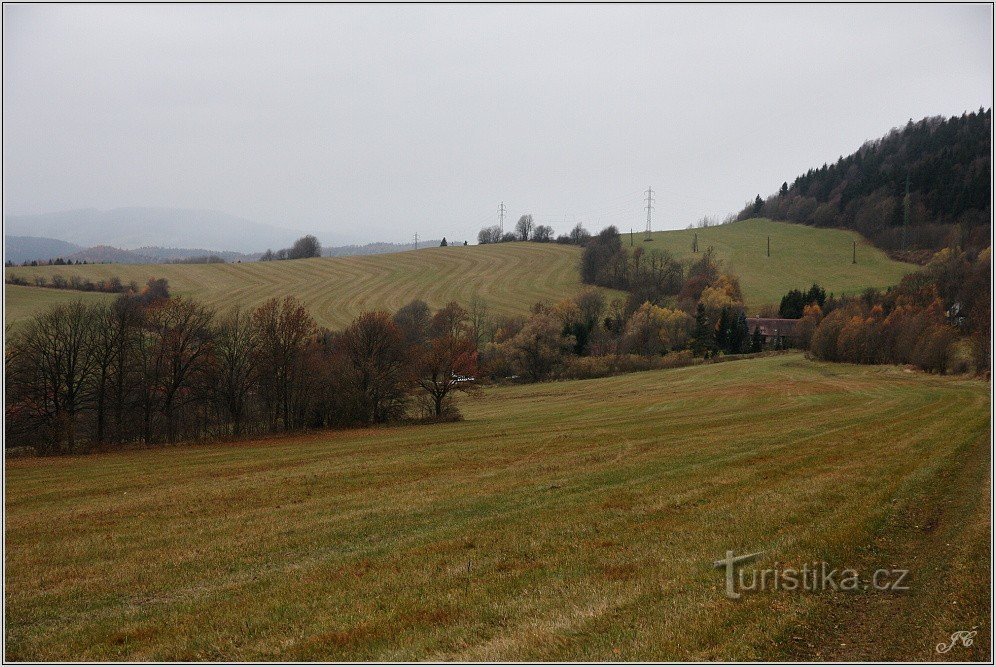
[739, 109, 991, 259]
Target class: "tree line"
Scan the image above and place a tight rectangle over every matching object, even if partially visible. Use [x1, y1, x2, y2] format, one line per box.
[6, 273, 168, 296]
[573, 225, 763, 357]
[478, 215, 591, 245]
[801, 247, 990, 374]
[259, 235, 322, 261]
[738, 109, 991, 259]
[6, 284, 480, 455]
[6, 257, 96, 267]
[12, 228, 979, 456]
[6, 244, 770, 456]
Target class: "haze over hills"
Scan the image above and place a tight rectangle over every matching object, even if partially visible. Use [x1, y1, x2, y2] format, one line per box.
[3, 236, 82, 265]
[4, 236, 256, 265]
[324, 240, 445, 257]
[4, 210, 446, 263]
[4, 219, 915, 329]
[4, 207, 316, 254]
[5, 234, 449, 265]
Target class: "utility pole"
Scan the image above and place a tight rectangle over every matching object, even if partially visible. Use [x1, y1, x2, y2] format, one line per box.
[693, 232, 698, 253]
[767, 236, 770, 258]
[414, 232, 418, 250]
[644, 186, 654, 241]
[852, 240, 857, 264]
[630, 228, 634, 246]
[902, 173, 910, 251]
[498, 202, 506, 237]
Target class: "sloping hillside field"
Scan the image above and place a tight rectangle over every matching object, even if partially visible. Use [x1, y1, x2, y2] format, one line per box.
[3, 242, 597, 330]
[5, 355, 988, 661]
[4, 219, 914, 327]
[644, 218, 915, 310]
[3, 283, 115, 324]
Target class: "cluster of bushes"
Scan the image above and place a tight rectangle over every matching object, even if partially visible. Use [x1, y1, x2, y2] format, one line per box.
[469, 228, 765, 386]
[259, 235, 322, 261]
[738, 109, 991, 256]
[5, 273, 166, 297]
[801, 248, 990, 374]
[5, 287, 483, 455]
[478, 216, 590, 246]
[580, 225, 753, 322]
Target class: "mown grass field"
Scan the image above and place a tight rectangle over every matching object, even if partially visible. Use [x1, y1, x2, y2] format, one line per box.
[5, 354, 989, 661]
[4, 284, 115, 328]
[643, 218, 915, 310]
[3, 242, 602, 330]
[4, 219, 914, 327]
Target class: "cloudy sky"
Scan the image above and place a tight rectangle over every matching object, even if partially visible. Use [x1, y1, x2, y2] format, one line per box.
[3, 4, 992, 245]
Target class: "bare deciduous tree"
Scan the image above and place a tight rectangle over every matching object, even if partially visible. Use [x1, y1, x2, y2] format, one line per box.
[515, 214, 534, 242]
[252, 296, 317, 431]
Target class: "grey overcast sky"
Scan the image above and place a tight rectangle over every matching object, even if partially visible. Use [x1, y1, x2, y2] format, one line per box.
[3, 3, 992, 244]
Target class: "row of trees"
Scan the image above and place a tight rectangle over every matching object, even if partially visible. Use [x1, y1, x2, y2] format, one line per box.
[478, 216, 591, 246]
[476, 276, 759, 386]
[738, 109, 991, 256]
[581, 225, 744, 317]
[803, 248, 990, 373]
[6, 273, 167, 297]
[259, 235, 322, 261]
[6, 258, 95, 267]
[6, 269, 769, 456]
[6, 286, 481, 454]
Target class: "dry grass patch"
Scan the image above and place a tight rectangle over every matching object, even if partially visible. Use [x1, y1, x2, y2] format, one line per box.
[5, 354, 988, 660]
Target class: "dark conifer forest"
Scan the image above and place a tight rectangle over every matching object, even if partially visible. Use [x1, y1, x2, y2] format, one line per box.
[739, 109, 991, 260]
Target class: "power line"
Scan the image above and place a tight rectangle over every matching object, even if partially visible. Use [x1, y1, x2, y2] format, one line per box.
[645, 186, 655, 240]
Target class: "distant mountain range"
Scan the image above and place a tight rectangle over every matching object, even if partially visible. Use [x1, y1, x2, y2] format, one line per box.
[4, 207, 309, 254]
[4, 236, 256, 265]
[5, 235, 451, 266]
[4, 207, 449, 264]
[4, 236, 82, 264]
[324, 240, 444, 257]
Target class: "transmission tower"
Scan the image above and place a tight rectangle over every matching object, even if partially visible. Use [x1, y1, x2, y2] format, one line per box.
[414, 232, 419, 250]
[644, 186, 654, 240]
[498, 202, 506, 237]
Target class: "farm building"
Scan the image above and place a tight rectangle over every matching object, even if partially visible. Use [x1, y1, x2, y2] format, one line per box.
[746, 317, 799, 348]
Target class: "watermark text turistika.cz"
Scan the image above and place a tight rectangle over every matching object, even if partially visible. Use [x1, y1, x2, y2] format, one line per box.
[713, 550, 910, 600]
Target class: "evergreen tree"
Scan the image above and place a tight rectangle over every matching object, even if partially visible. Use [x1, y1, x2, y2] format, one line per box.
[750, 325, 764, 353]
[752, 195, 764, 216]
[735, 110, 992, 253]
[691, 303, 713, 357]
[805, 283, 827, 308]
[731, 311, 750, 354]
[440, 238, 448, 247]
[779, 289, 806, 318]
[715, 306, 731, 353]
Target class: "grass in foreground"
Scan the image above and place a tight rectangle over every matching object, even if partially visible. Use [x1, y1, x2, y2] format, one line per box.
[4, 354, 988, 661]
[641, 218, 915, 311]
